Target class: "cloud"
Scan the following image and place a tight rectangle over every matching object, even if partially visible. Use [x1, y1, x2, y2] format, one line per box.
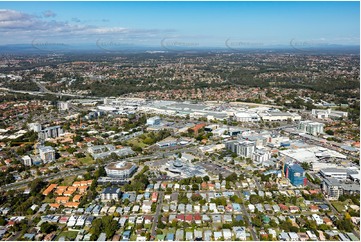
[42, 10, 56, 18]
[0, 9, 175, 45]
[71, 18, 81, 23]
[0, 9, 36, 28]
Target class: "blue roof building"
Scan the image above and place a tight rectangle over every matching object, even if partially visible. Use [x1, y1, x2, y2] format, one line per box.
[284, 163, 307, 187]
[166, 233, 175, 241]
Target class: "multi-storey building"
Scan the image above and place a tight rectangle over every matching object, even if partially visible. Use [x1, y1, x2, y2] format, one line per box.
[38, 146, 56, 163]
[38, 126, 64, 140]
[298, 120, 324, 136]
[284, 163, 307, 187]
[105, 161, 137, 179]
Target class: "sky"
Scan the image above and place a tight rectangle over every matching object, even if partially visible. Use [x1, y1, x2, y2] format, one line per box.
[0, 1, 359, 49]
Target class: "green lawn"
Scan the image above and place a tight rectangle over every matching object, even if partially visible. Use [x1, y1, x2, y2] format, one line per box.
[60, 175, 76, 186]
[55, 231, 79, 241]
[331, 201, 346, 213]
[78, 155, 95, 165]
[130, 234, 137, 241]
[43, 197, 55, 203]
[144, 224, 152, 229]
[127, 138, 147, 149]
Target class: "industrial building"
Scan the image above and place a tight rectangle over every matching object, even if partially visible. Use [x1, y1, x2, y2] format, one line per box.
[319, 168, 348, 181]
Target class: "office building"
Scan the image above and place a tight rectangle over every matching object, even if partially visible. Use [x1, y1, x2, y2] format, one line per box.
[284, 163, 307, 187]
[146, 116, 161, 126]
[105, 161, 137, 179]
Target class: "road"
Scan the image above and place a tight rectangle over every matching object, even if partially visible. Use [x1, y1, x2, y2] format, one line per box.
[0, 87, 86, 98]
[235, 191, 258, 240]
[0, 147, 198, 192]
[253, 178, 262, 191]
[6, 232, 21, 241]
[322, 197, 360, 239]
[150, 191, 164, 238]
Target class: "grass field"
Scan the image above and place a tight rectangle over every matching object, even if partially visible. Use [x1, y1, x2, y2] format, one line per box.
[78, 155, 95, 165]
[60, 175, 76, 186]
[55, 231, 79, 241]
[331, 201, 346, 213]
[43, 197, 55, 203]
[127, 138, 147, 148]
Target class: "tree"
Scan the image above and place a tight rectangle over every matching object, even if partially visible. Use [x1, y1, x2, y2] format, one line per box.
[191, 194, 202, 202]
[0, 217, 6, 226]
[40, 222, 57, 234]
[151, 203, 157, 213]
[226, 173, 237, 182]
[30, 178, 47, 196]
[192, 184, 199, 191]
[203, 176, 210, 182]
[325, 130, 334, 135]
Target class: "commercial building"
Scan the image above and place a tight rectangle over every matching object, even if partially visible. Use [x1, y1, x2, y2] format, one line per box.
[284, 163, 307, 187]
[319, 168, 348, 181]
[234, 112, 260, 122]
[146, 116, 161, 126]
[298, 120, 324, 136]
[58, 101, 71, 111]
[259, 111, 301, 122]
[252, 149, 271, 164]
[87, 145, 135, 159]
[38, 146, 56, 163]
[105, 161, 137, 179]
[311, 109, 348, 120]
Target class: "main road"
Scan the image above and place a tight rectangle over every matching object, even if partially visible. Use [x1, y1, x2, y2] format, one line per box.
[0, 147, 198, 192]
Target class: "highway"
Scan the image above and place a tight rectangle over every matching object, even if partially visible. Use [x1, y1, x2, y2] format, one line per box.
[0, 87, 86, 98]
